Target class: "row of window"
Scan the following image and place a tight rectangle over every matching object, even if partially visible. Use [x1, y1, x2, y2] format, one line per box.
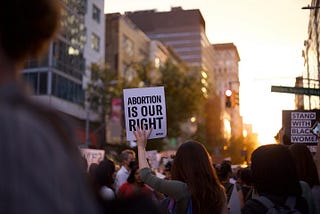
[52, 73, 84, 105]
[23, 71, 85, 105]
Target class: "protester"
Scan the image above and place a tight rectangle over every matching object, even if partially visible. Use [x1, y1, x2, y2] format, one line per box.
[134, 128, 227, 214]
[289, 143, 320, 214]
[216, 160, 242, 213]
[114, 149, 136, 193]
[117, 160, 153, 199]
[0, 0, 101, 213]
[242, 144, 308, 213]
[89, 159, 116, 201]
[163, 160, 173, 180]
[236, 167, 253, 205]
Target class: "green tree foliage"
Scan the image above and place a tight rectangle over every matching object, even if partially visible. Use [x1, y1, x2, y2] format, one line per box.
[86, 63, 123, 120]
[85, 63, 124, 148]
[159, 60, 206, 138]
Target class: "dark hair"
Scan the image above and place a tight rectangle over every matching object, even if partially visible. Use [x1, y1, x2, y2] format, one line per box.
[238, 167, 252, 185]
[251, 144, 301, 196]
[0, 0, 61, 63]
[216, 160, 232, 182]
[171, 140, 226, 214]
[96, 159, 116, 188]
[165, 161, 172, 172]
[288, 143, 320, 187]
[88, 163, 99, 178]
[127, 161, 139, 184]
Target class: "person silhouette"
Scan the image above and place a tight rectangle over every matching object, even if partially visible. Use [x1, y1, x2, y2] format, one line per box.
[134, 128, 227, 214]
[0, 1, 101, 213]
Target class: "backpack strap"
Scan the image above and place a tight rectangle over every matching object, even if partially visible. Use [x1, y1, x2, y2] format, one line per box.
[255, 196, 275, 209]
[168, 198, 175, 214]
[187, 198, 192, 214]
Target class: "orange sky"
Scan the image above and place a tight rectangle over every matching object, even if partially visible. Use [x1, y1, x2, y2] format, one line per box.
[105, 0, 311, 145]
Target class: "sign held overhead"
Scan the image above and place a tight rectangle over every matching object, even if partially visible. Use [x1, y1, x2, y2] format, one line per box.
[123, 86, 167, 141]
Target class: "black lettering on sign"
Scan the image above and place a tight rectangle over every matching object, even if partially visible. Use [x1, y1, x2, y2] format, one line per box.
[128, 117, 164, 131]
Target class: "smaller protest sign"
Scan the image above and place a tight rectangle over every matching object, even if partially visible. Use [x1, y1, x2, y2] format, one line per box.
[282, 110, 320, 144]
[123, 86, 167, 141]
[80, 148, 105, 170]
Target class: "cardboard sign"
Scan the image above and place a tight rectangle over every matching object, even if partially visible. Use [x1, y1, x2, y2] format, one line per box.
[80, 148, 105, 169]
[123, 86, 167, 141]
[282, 110, 320, 144]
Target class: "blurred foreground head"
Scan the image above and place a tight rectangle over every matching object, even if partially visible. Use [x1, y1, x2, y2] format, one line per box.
[0, 0, 61, 67]
[251, 144, 301, 196]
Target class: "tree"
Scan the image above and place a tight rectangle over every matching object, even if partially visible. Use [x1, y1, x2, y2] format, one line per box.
[86, 63, 123, 147]
[159, 60, 206, 139]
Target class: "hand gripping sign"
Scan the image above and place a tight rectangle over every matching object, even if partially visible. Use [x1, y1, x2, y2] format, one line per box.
[123, 86, 167, 141]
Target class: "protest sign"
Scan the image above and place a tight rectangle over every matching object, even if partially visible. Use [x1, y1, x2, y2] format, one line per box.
[282, 110, 320, 144]
[80, 148, 105, 170]
[123, 86, 167, 141]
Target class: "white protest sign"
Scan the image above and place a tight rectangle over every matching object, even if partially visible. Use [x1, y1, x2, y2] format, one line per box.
[123, 86, 167, 141]
[80, 148, 105, 169]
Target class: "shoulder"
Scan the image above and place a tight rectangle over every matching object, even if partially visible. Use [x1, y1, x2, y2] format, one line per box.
[100, 186, 115, 200]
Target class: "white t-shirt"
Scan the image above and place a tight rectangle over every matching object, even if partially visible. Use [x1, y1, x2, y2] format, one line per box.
[100, 186, 115, 200]
[114, 166, 129, 193]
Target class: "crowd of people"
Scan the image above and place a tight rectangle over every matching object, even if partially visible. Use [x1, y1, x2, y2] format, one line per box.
[2, 0, 320, 213]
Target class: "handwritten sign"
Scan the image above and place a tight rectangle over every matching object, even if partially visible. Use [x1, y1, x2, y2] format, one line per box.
[80, 148, 105, 169]
[123, 86, 167, 141]
[282, 110, 320, 144]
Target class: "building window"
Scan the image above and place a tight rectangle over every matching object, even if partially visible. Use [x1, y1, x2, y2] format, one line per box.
[51, 73, 84, 105]
[23, 72, 48, 95]
[91, 33, 100, 52]
[92, 4, 100, 23]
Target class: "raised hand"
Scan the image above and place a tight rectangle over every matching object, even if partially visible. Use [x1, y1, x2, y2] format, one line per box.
[133, 126, 152, 148]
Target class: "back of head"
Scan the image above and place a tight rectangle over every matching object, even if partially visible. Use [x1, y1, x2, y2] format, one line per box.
[96, 159, 116, 188]
[251, 144, 301, 196]
[127, 160, 139, 184]
[0, 0, 61, 64]
[171, 140, 226, 213]
[238, 167, 253, 185]
[288, 143, 320, 187]
[120, 149, 136, 164]
[216, 160, 232, 182]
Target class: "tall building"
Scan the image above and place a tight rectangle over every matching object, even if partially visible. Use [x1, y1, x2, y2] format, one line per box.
[302, 0, 320, 109]
[125, 7, 244, 150]
[126, 7, 214, 98]
[105, 13, 180, 143]
[212, 43, 242, 138]
[23, 0, 105, 145]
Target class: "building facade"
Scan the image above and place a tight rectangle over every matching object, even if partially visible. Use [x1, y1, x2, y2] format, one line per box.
[126, 7, 214, 98]
[105, 13, 180, 143]
[23, 0, 105, 145]
[212, 43, 242, 139]
[302, 0, 320, 109]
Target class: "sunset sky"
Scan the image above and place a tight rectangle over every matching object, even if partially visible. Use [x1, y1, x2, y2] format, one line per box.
[105, 0, 311, 145]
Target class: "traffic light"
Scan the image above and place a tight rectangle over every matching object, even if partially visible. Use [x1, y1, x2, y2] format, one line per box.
[233, 91, 239, 106]
[225, 89, 232, 108]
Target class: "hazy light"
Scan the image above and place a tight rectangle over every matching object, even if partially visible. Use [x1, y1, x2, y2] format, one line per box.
[201, 71, 207, 79]
[201, 78, 208, 87]
[201, 87, 207, 93]
[190, 116, 196, 123]
[68, 47, 79, 55]
[225, 89, 232, 97]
